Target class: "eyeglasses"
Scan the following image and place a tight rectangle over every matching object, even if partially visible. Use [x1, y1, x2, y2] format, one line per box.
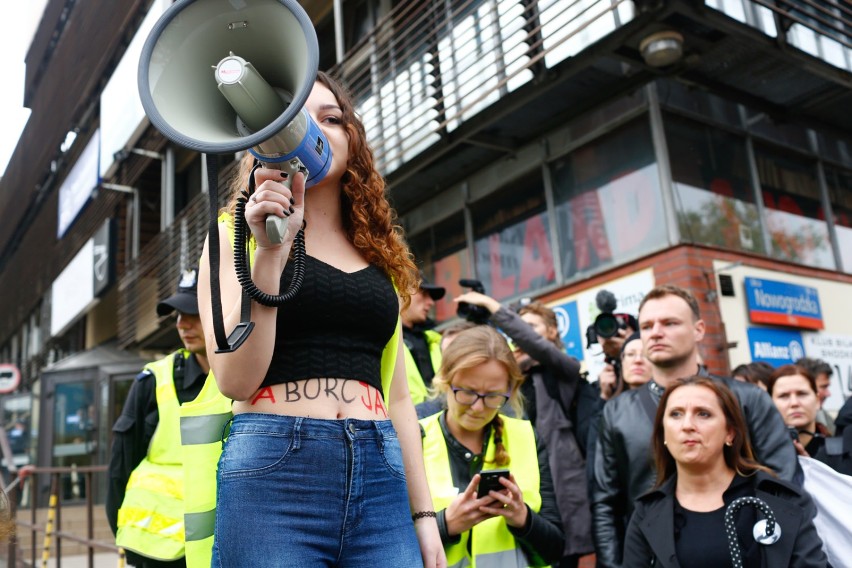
[450, 386, 511, 409]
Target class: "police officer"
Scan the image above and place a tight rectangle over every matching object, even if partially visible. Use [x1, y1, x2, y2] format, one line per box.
[401, 274, 446, 404]
[106, 269, 209, 567]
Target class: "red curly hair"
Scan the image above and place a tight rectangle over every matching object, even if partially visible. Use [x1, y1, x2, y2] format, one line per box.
[224, 71, 418, 303]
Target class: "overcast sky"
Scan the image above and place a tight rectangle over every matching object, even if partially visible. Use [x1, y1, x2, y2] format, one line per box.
[0, 2, 49, 177]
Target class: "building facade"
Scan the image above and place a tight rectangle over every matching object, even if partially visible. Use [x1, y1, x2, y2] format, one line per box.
[0, 0, 850, 504]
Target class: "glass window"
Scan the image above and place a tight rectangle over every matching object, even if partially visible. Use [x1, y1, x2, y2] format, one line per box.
[746, 110, 810, 152]
[409, 212, 472, 321]
[551, 118, 667, 280]
[665, 115, 764, 253]
[825, 166, 852, 274]
[755, 145, 835, 269]
[53, 380, 96, 500]
[818, 130, 852, 169]
[2, 394, 33, 467]
[471, 172, 555, 302]
[657, 79, 741, 128]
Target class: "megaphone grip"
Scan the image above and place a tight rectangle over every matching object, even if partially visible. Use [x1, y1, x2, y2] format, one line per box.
[266, 215, 289, 244]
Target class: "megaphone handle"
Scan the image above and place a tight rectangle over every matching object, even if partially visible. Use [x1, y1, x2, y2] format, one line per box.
[264, 159, 307, 244]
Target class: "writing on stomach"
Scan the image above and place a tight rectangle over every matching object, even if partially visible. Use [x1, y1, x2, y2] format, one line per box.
[232, 378, 388, 420]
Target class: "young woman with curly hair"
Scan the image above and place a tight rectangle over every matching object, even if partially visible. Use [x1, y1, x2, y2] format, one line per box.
[198, 71, 444, 567]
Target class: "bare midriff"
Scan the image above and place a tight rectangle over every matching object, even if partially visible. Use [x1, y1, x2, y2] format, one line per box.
[232, 378, 388, 420]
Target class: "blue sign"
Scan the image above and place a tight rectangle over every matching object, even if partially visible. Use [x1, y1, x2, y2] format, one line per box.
[747, 327, 805, 367]
[744, 277, 823, 330]
[553, 301, 584, 361]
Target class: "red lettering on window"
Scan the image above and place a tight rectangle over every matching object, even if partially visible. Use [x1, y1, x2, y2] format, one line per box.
[571, 191, 611, 271]
[488, 233, 517, 299]
[609, 169, 658, 255]
[518, 215, 554, 291]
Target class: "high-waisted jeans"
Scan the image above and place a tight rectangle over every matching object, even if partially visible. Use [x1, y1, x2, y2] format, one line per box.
[211, 414, 422, 567]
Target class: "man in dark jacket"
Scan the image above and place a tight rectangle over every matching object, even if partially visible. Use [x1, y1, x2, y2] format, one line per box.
[590, 284, 796, 568]
[106, 269, 209, 567]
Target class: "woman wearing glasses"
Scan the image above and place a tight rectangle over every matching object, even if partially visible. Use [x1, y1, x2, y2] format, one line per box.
[420, 325, 564, 567]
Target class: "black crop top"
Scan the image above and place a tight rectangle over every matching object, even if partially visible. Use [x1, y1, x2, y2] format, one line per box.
[259, 255, 399, 394]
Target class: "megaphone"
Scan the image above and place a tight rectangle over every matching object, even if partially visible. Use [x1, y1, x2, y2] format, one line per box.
[138, 0, 331, 243]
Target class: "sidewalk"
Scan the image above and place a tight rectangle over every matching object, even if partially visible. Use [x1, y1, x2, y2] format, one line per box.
[0, 552, 121, 568]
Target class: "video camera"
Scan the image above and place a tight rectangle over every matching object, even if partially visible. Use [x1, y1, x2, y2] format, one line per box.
[585, 290, 638, 350]
[457, 279, 491, 324]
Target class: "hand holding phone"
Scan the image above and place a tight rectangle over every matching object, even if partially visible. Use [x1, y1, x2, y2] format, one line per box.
[476, 469, 510, 499]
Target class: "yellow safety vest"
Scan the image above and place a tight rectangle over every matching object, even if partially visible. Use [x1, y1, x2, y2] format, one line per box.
[116, 352, 188, 560]
[420, 414, 547, 568]
[180, 214, 401, 568]
[404, 329, 443, 404]
[180, 372, 231, 568]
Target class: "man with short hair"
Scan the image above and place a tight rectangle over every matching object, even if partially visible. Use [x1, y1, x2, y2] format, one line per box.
[401, 275, 446, 404]
[107, 268, 210, 567]
[796, 356, 836, 435]
[591, 284, 796, 567]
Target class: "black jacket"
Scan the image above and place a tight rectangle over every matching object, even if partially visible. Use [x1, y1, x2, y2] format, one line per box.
[623, 472, 827, 567]
[590, 373, 797, 567]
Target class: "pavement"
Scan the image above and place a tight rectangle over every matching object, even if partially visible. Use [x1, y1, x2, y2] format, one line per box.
[0, 552, 122, 568]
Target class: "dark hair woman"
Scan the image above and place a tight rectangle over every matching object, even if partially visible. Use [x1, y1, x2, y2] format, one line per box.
[623, 376, 827, 567]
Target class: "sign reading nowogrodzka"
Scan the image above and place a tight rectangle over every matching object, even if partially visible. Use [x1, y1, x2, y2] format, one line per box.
[747, 328, 805, 368]
[744, 277, 823, 330]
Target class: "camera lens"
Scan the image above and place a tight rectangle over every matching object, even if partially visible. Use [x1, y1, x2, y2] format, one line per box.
[594, 313, 620, 338]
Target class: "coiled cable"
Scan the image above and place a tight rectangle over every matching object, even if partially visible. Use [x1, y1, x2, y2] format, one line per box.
[233, 162, 306, 307]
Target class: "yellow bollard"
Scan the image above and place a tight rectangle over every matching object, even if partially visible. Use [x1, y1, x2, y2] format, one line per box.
[41, 489, 57, 568]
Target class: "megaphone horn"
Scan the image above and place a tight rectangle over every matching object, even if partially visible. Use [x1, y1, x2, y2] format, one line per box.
[139, 0, 318, 154]
[138, 0, 332, 243]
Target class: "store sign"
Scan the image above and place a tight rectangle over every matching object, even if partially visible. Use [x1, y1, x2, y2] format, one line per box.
[747, 327, 805, 367]
[552, 301, 584, 361]
[744, 277, 823, 329]
[803, 333, 852, 412]
[58, 130, 100, 238]
[0, 364, 21, 394]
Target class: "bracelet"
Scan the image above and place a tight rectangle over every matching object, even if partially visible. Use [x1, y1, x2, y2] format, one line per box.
[411, 510, 437, 521]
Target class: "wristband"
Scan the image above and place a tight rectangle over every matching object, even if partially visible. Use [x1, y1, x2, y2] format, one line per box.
[411, 510, 437, 521]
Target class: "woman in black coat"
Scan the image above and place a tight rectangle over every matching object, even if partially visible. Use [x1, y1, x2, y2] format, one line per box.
[623, 376, 827, 568]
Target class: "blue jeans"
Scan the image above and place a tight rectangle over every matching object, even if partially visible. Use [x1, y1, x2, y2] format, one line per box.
[211, 414, 422, 567]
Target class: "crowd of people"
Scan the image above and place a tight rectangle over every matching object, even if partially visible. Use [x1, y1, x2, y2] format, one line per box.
[105, 70, 851, 568]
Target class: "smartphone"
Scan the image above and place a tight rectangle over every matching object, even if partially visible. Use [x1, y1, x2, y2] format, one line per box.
[477, 469, 510, 499]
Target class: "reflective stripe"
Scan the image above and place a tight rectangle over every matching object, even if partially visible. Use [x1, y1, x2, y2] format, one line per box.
[184, 509, 215, 542]
[477, 549, 529, 567]
[118, 506, 185, 542]
[448, 559, 471, 568]
[181, 412, 232, 445]
[124, 470, 183, 500]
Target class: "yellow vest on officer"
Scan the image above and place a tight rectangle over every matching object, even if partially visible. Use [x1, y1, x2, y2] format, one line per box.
[404, 328, 442, 404]
[179, 214, 403, 568]
[420, 413, 548, 568]
[116, 351, 190, 560]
